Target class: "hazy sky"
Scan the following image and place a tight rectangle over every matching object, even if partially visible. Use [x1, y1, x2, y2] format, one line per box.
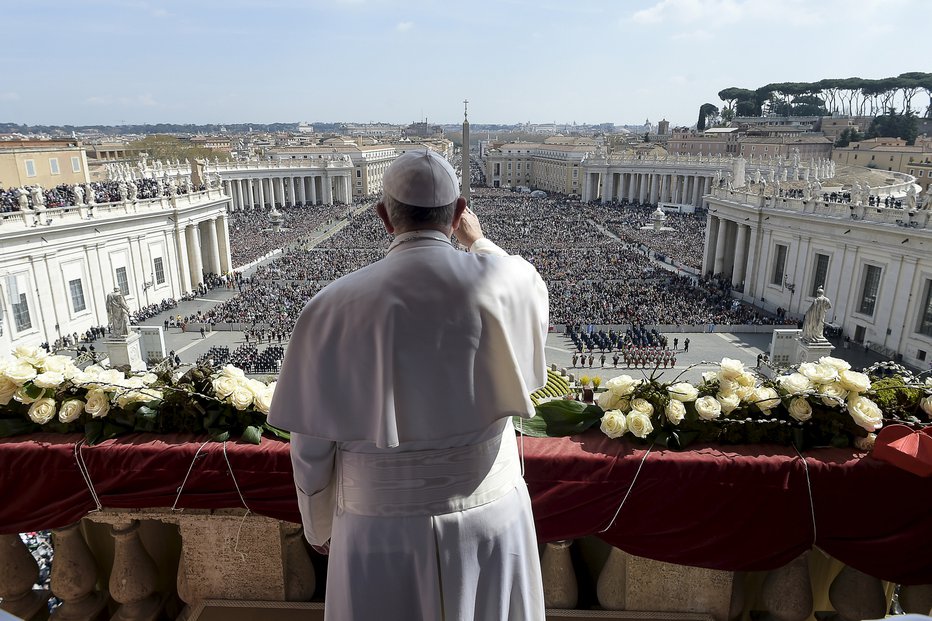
[2, 0, 929, 127]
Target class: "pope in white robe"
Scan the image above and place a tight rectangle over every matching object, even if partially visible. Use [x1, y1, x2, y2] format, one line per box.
[269, 150, 550, 620]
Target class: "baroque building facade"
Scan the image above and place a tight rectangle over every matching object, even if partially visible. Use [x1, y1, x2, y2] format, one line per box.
[704, 176, 931, 368]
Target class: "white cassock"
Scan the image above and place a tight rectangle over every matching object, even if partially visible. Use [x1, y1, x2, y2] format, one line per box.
[269, 230, 550, 621]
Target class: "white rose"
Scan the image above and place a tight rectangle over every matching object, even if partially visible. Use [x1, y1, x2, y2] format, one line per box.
[230, 385, 254, 410]
[695, 396, 722, 420]
[83, 365, 104, 379]
[96, 369, 126, 391]
[665, 399, 686, 424]
[788, 397, 813, 422]
[13, 386, 39, 404]
[719, 358, 745, 381]
[4, 361, 37, 386]
[41, 355, 72, 374]
[838, 370, 871, 394]
[33, 371, 65, 389]
[254, 389, 274, 415]
[600, 410, 628, 438]
[221, 364, 246, 379]
[13, 345, 47, 368]
[0, 377, 17, 405]
[139, 372, 158, 386]
[246, 378, 267, 397]
[718, 378, 737, 397]
[668, 382, 698, 402]
[84, 389, 111, 418]
[846, 395, 883, 432]
[818, 356, 851, 372]
[735, 371, 757, 388]
[736, 383, 756, 402]
[779, 373, 813, 396]
[630, 398, 654, 417]
[921, 395, 932, 417]
[123, 376, 145, 389]
[212, 375, 238, 399]
[717, 392, 741, 414]
[58, 399, 85, 423]
[28, 397, 57, 424]
[799, 362, 838, 385]
[625, 411, 654, 438]
[819, 381, 849, 407]
[701, 371, 719, 383]
[606, 374, 638, 397]
[753, 386, 781, 412]
[115, 390, 148, 409]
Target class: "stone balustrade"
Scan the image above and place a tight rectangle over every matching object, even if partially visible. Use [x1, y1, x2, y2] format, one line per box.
[2, 510, 930, 620]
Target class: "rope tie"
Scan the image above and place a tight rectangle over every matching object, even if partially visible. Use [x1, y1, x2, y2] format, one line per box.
[73, 440, 102, 512]
[599, 443, 654, 533]
[172, 440, 211, 511]
[792, 444, 818, 546]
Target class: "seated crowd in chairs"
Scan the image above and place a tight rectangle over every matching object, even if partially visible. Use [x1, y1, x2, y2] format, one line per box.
[196, 344, 283, 374]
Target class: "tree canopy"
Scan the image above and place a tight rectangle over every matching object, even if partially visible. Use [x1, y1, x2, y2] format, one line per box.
[127, 135, 231, 162]
[716, 72, 932, 119]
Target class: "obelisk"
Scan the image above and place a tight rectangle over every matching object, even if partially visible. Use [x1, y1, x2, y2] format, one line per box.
[461, 99, 470, 205]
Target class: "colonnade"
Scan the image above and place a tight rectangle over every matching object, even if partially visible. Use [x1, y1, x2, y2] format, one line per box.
[174, 215, 232, 288]
[703, 214, 758, 291]
[221, 173, 352, 212]
[583, 170, 713, 208]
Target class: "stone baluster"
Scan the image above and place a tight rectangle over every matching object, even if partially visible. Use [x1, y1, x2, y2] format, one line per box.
[109, 521, 162, 621]
[759, 551, 812, 621]
[728, 571, 746, 621]
[540, 540, 577, 609]
[0, 534, 49, 621]
[828, 565, 886, 621]
[596, 546, 627, 610]
[50, 523, 108, 620]
[281, 524, 315, 601]
[899, 584, 932, 615]
[175, 553, 194, 609]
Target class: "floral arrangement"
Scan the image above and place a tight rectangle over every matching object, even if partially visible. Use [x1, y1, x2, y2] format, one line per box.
[520, 356, 932, 450]
[0, 346, 280, 444]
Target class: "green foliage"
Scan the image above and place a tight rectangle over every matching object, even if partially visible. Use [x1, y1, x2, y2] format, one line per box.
[835, 127, 864, 147]
[513, 400, 601, 438]
[697, 103, 719, 131]
[867, 109, 919, 144]
[870, 377, 923, 419]
[128, 135, 231, 163]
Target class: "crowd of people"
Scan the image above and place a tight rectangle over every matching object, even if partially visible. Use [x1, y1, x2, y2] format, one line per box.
[196, 344, 284, 374]
[200, 189, 787, 342]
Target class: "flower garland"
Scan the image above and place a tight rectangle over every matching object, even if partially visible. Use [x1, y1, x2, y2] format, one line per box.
[0, 346, 279, 444]
[521, 356, 932, 450]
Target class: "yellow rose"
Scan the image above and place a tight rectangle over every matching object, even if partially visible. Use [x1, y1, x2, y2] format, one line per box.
[58, 399, 85, 423]
[599, 410, 628, 439]
[28, 397, 57, 424]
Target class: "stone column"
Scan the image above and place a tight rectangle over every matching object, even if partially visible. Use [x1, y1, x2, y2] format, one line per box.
[660, 175, 669, 203]
[296, 176, 306, 205]
[217, 215, 232, 273]
[309, 176, 318, 205]
[246, 179, 255, 210]
[713, 218, 728, 275]
[627, 174, 636, 202]
[185, 224, 203, 288]
[638, 174, 648, 204]
[50, 523, 109, 620]
[175, 227, 192, 293]
[702, 215, 718, 276]
[109, 521, 162, 621]
[257, 177, 266, 209]
[733, 224, 748, 288]
[745, 226, 761, 299]
[342, 176, 351, 203]
[602, 171, 614, 203]
[288, 177, 296, 206]
[203, 218, 221, 275]
[0, 534, 49, 620]
[648, 174, 658, 203]
[323, 174, 333, 204]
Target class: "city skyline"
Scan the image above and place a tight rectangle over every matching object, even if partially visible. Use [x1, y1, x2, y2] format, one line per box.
[2, 0, 930, 127]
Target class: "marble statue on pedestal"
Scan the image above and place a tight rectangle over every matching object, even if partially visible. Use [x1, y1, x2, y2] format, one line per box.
[16, 189, 31, 211]
[118, 181, 129, 202]
[30, 186, 45, 210]
[106, 288, 131, 337]
[85, 184, 96, 205]
[801, 288, 832, 343]
[73, 184, 84, 205]
[921, 191, 932, 211]
[127, 181, 138, 202]
[906, 184, 917, 210]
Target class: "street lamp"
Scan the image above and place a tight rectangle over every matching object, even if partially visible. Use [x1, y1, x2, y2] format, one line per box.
[142, 273, 155, 306]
